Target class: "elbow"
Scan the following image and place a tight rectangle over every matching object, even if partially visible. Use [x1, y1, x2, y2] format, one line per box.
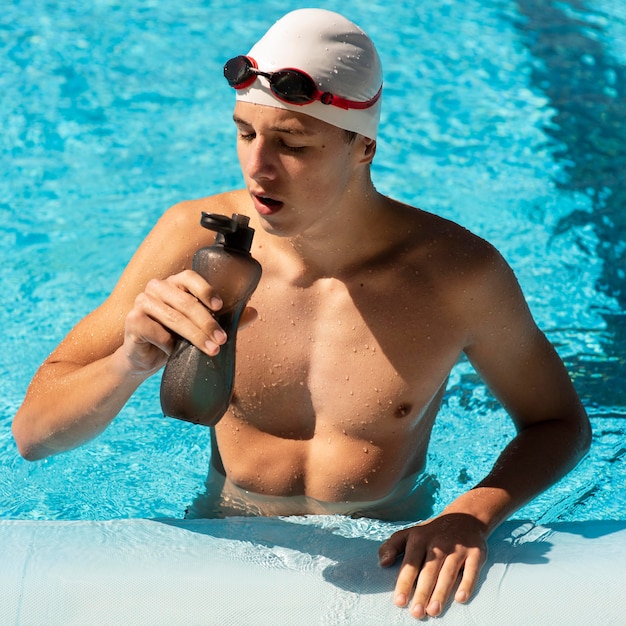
[12, 433, 40, 463]
[12, 416, 50, 462]
[16, 447, 43, 463]
[14, 441, 50, 463]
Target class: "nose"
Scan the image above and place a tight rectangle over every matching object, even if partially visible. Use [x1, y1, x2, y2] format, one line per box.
[241, 136, 277, 182]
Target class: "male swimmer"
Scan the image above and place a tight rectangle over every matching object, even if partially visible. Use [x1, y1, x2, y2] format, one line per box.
[13, 9, 590, 619]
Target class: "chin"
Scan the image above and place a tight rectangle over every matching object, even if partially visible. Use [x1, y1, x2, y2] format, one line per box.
[256, 210, 304, 239]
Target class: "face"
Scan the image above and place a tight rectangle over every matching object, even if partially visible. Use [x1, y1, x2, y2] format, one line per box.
[233, 101, 372, 238]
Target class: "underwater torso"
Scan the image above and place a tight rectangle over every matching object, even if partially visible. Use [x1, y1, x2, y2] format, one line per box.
[186, 463, 438, 522]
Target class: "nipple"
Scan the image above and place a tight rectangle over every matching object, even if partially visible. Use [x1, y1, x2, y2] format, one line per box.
[394, 403, 412, 418]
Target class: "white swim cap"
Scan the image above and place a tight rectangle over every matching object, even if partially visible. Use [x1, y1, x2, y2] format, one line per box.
[231, 9, 383, 139]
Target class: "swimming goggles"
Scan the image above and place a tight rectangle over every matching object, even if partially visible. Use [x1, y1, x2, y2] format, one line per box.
[224, 55, 381, 110]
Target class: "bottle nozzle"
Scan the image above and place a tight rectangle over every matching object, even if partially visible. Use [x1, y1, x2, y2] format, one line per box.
[200, 212, 254, 253]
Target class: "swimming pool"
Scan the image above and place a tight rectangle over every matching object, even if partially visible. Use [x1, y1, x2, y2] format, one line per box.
[1, 0, 625, 557]
[2, 1, 625, 623]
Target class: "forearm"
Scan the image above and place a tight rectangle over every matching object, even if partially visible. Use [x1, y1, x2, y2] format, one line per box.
[442, 416, 591, 533]
[12, 347, 151, 461]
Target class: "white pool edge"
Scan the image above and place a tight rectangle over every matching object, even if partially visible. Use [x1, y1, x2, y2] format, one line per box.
[1, 517, 625, 625]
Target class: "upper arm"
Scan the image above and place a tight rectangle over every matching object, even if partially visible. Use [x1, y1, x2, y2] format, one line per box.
[460, 245, 587, 433]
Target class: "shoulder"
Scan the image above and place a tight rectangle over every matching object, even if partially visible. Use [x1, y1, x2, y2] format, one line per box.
[424, 213, 520, 311]
[145, 190, 252, 260]
[106, 189, 250, 299]
[396, 204, 527, 337]
[157, 190, 250, 233]
[396, 203, 509, 286]
[425, 218, 532, 349]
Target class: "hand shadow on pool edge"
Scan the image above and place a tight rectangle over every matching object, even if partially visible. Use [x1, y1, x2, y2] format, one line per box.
[154, 516, 559, 598]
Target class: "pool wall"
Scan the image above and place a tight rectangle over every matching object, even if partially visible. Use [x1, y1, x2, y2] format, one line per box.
[2, 516, 626, 625]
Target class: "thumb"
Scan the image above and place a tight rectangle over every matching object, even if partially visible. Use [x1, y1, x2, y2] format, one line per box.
[238, 306, 258, 330]
[378, 528, 410, 567]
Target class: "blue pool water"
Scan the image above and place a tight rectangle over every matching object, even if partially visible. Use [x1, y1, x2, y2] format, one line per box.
[1, 0, 624, 523]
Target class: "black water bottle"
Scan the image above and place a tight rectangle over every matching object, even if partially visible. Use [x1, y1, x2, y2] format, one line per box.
[160, 212, 262, 426]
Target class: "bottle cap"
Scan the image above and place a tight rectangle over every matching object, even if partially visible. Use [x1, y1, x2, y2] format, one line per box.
[200, 213, 255, 253]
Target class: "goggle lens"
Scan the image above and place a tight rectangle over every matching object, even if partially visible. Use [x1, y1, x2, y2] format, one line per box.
[271, 71, 315, 104]
[224, 56, 256, 88]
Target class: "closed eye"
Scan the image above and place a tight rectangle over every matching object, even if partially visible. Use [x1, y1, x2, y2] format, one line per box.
[280, 141, 306, 154]
[238, 131, 255, 142]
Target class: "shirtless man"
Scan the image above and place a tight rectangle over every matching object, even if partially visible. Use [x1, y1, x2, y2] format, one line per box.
[13, 9, 590, 619]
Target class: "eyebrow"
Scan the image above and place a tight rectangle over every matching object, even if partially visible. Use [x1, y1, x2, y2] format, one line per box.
[232, 115, 316, 137]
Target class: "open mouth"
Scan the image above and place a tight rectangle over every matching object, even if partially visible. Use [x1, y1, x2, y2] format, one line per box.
[254, 194, 284, 214]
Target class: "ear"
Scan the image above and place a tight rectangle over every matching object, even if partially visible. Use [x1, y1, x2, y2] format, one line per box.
[359, 136, 377, 165]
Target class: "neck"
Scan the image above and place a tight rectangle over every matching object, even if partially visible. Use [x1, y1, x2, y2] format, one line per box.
[281, 187, 394, 281]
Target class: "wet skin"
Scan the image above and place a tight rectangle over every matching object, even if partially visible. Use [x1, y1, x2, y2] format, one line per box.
[13, 103, 590, 618]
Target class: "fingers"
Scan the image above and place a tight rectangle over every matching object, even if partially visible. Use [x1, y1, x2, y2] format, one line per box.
[392, 547, 422, 610]
[124, 306, 178, 358]
[455, 547, 486, 604]
[129, 271, 227, 358]
[378, 528, 409, 568]
[147, 273, 225, 354]
[121, 270, 257, 376]
[383, 516, 488, 619]
[155, 272, 227, 356]
[407, 547, 468, 618]
[164, 270, 224, 314]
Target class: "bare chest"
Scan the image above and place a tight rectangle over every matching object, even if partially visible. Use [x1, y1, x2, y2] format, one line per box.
[230, 275, 463, 441]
